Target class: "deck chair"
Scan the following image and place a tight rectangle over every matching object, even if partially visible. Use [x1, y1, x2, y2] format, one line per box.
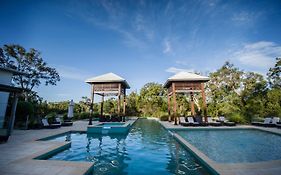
[194, 116, 208, 126]
[187, 117, 200, 126]
[252, 118, 272, 127]
[218, 116, 236, 126]
[179, 117, 190, 126]
[55, 117, 73, 126]
[207, 117, 221, 126]
[41, 118, 61, 129]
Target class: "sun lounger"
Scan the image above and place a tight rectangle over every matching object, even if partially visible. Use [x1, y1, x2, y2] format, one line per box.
[55, 117, 73, 126]
[252, 117, 276, 127]
[194, 116, 208, 126]
[207, 117, 222, 126]
[218, 116, 236, 126]
[42, 118, 61, 129]
[272, 117, 280, 125]
[276, 123, 281, 129]
[187, 116, 200, 126]
[252, 117, 271, 126]
[179, 117, 190, 126]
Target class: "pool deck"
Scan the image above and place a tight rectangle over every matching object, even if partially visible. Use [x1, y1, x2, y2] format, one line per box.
[0, 120, 97, 175]
[1, 119, 280, 175]
[159, 120, 281, 175]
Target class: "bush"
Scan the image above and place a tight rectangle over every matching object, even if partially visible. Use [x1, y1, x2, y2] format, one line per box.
[16, 101, 34, 121]
[228, 113, 246, 124]
[160, 115, 169, 121]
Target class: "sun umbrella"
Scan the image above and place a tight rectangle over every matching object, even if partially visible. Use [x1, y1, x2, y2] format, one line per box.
[67, 99, 74, 119]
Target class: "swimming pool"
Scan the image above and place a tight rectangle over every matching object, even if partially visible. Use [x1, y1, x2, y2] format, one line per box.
[44, 119, 211, 175]
[176, 129, 281, 163]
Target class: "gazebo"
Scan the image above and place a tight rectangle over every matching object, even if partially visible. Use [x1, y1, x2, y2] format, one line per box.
[85, 73, 130, 125]
[163, 71, 210, 125]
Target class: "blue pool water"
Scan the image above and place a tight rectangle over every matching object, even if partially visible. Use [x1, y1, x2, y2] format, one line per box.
[176, 129, 281, 163]
[47, 119, 210, 175]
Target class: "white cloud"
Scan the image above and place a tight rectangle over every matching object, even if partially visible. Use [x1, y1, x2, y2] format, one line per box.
[175, 60, 189, 66]
[233, 41, 281, 68]
[57, 65, 91, 81]
[232, 12, 253, 23]
[163, 39, 172, 54]
[165, 67, 194, 73]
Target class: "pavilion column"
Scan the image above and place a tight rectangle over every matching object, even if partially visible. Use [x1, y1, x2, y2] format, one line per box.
[168, 95, 171, 122]
[123, 88, 126, 122]
[100, 94, 104, 120]
[117, 83, 121, 117]
[201, 83, 207, 122]
[172, 83, 177, 125]
[190, 92, 195, 116]
[89, 85, 94, 125]
[7, 92, 18, 136]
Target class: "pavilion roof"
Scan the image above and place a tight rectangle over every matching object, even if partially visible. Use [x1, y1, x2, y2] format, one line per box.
[164, 71, 210, 88]
[85, 72, 130, 89]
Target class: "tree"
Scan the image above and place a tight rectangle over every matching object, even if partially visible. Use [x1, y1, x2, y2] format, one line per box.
[126, 91, 140, 116]
[138, 82, 166, 117]
[0, 44, 60, 100]
[267, 58, 281, 88]
[206, 62, 243, 117]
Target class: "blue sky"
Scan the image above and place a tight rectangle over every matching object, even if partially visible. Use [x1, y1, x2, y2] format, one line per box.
[1, 0, 281, 102]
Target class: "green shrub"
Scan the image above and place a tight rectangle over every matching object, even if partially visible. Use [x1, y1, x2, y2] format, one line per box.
[80, 112, 90, 119]
[160, 115, 169, 121]
[16, 101, 34, 121]
[228, 113, 246, 124]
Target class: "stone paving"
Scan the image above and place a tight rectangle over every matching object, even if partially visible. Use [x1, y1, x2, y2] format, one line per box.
[0, 120, 92, 175]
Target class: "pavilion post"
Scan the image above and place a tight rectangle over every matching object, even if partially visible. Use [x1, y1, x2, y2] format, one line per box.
[123, 88, 126, 122]
[118, 83, 121, 118]
[172, 82, 177, 125]
[168, 95, 171, 122]
[190, 92, 195, 116]
[89, 85, 94, 125]
[201, 83, 207, 122]
[100, 94, 104, 120]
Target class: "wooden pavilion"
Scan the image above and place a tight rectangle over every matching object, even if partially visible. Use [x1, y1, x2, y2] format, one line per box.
[163, 72, 210, 125]
[85, 73, 130, 125]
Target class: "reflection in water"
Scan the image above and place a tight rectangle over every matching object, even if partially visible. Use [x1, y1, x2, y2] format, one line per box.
[85, 134, 129, 175]
[49, 119, 210, 175]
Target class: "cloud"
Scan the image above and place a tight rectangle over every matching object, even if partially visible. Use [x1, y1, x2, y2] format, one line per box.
[175, 60, 189, 66]
[165, 67, 194, 73]
[57, 65, 91, 81]
[163, 39, 172, 54]
[233, 41, 281, 68]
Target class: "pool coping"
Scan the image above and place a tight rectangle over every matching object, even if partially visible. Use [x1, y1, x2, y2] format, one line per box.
[29, 118, 138, 175]
[159, 121, 281, 175]
[87, 119, 136, 134]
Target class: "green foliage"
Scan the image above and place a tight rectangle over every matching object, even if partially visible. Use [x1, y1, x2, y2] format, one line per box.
[138, 82, 166, 117]
[228, 113, 246, 124]
[0, 44, 60, 100]
[160, 115, 169, 121]
[267, 58, 281, 88]
[265, 88, 281, 117]
[15, 101, 34, 127]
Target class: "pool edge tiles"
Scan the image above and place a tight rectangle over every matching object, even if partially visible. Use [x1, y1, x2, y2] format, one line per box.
[87, 119, 137, 134]
[172, 130, 281, 175]
[173, 133, 220, 175]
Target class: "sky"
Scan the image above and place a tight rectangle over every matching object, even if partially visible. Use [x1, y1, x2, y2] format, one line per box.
[1, 0, 281, 102]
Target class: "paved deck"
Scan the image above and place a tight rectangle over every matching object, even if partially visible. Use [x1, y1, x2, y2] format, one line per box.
[0, 120, 92, 175]
[160, 121, 281, 175]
